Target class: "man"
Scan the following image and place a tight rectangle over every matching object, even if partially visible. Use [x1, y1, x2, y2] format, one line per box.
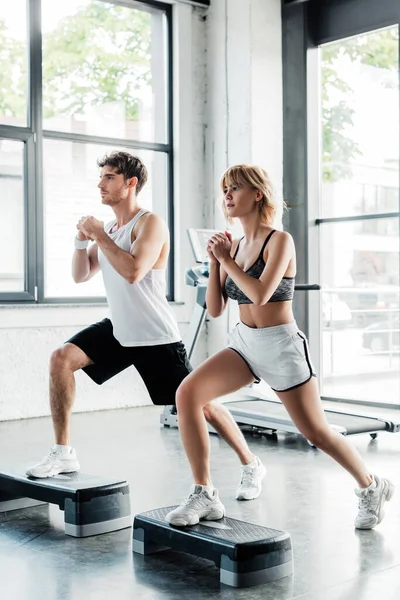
[27, 152, 265, 503]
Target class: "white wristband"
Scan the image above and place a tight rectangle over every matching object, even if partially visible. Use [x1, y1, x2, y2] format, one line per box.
[74, 236, 89, 250]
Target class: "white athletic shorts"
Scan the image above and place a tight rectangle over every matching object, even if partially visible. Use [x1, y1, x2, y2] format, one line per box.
[227, 320, 316, 392]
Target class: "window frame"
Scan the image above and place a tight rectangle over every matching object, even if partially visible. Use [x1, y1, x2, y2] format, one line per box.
[0, 0, 174, 304]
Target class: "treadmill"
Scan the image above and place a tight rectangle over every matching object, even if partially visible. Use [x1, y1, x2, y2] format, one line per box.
[160, 229, 400, 441]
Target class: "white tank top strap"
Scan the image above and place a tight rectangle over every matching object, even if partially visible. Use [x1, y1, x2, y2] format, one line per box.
[131, 208, 149, 228]
[125, 208, 148, 238]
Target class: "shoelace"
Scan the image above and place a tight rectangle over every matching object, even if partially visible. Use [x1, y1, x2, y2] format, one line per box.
[41, 450, 62, 464]
[240, 467, 256, 486]
[180, 492, 209, 510]
[358, 489, 378, 513]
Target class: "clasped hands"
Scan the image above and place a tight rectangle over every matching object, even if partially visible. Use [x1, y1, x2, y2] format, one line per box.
[207, 231, 232, 264]
[76, 216, 104, 241]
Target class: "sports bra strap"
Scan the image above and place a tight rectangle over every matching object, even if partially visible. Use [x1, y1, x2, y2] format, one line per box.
[232, 236, 245, 259]
[233, 230, 276, 261]
[259, 230, 276, 257]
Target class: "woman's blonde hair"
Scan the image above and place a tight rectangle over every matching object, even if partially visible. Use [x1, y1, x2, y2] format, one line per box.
[220, 164, 282, 225]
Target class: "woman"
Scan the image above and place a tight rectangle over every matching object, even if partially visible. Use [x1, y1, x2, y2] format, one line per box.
[167, 164, 394, 529]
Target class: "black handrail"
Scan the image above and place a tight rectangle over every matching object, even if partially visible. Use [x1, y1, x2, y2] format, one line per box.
[295, 284, 321, 291]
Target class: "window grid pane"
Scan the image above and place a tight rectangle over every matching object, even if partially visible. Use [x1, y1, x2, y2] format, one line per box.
[0, 1, 28, 127]
[0, 139, 25, 292]
[43, 140, 169, 299]
[41, 0, 167, 144]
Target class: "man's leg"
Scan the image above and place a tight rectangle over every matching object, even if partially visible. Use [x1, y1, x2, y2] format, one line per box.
[49, 343, 93, 445]
[26, 343, 93, 478]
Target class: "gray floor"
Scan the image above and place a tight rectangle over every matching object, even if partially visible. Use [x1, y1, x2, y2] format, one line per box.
[0, 404, 399, 600]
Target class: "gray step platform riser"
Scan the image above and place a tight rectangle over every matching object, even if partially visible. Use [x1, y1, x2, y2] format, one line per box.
[0, 470, 131, 538]
[64, 494, 131, 526]
[133, 514, 293, 589]
[66, 515, 132, 538]
[134, 528, 292, 569]
[133, 537, 293, 587]
[0, 486, 131, 525]
[220, 560, 294, 587]
[134, 532, 292, 568]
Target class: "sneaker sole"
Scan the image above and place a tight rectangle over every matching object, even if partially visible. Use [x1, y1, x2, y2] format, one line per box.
[236, 464, 267, 501]
[376, 479, 395, 525]
[27, 464, 81, 479]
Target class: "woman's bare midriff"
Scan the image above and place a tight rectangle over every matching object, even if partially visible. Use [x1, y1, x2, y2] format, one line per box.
[239, 300, 295, 329]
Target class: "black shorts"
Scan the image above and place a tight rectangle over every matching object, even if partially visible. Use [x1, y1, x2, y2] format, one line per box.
[66, 318, 192, 405]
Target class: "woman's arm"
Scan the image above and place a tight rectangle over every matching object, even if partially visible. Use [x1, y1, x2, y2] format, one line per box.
[216, 232, 294, 306]
[206, 261, 228, 318]
[205, 237, 238, 317]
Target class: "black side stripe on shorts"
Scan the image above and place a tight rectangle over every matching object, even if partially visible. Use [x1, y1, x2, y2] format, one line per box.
[297, 332, 316, 378]
[228, 347, 261, 384]
[270, 331, 316, 392]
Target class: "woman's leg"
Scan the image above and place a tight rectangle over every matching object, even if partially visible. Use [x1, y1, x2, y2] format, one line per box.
[276, 377, 394, 528]
[176, 349, 254, 487]
[276, 377, 372, 487]
[166, 349, 257, 526]
[203, 401, 254, 465]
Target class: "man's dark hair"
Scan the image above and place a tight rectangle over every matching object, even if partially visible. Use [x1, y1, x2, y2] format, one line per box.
[97, 151, 148, 195]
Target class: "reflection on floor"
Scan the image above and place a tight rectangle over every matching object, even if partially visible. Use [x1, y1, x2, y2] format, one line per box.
[0, 405, 399, 600]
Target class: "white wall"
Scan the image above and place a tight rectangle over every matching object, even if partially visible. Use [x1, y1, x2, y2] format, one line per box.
[204, 0, 283, 355]
[0, 0, 283, 421]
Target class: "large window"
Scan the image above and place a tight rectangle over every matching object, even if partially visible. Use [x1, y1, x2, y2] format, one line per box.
[0, 0, 173, 303]
[283, 1, 400, 408]
[318, 28, 399, 405]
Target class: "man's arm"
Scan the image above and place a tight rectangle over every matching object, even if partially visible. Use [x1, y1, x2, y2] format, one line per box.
[72, 242, 100, 283]
[90, 214, 167, 284]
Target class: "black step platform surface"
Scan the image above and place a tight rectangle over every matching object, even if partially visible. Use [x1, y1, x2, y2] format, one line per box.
[133, 507, 293, 588]
[0, 466, 131, 538]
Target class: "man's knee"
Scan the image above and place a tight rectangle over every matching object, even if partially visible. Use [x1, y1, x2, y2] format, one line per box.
[49, 344, 85, 376]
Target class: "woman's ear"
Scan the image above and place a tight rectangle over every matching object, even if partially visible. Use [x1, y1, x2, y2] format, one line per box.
[255, 189, 263, 202]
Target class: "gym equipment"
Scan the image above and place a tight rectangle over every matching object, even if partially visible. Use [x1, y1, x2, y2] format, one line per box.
[0, 465, 131, 537]
[133, 507, 293, 588]
[160, 228, 400, 440]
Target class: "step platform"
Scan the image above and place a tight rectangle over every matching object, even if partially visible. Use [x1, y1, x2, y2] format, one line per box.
[133, 507, 293, 588]
[0, 466, 131, 538]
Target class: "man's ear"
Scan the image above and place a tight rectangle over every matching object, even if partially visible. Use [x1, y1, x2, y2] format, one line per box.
[128, 176, 138, 189]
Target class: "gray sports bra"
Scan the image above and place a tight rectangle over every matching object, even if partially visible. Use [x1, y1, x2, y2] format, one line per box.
[224, 230, 295, 304]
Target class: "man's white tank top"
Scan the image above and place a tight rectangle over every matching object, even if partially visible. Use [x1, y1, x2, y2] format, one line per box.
[98, 209, 181, 347]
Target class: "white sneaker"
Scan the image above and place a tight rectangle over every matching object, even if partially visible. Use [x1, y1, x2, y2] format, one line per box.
[26, 446, 80, 479]
[166, 484, 225, 527]
[236, 455, 266, 501]
[354, 475, 394, 530]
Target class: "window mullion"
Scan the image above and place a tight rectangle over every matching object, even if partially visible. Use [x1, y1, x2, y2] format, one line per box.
[28, 0, 44, 302]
